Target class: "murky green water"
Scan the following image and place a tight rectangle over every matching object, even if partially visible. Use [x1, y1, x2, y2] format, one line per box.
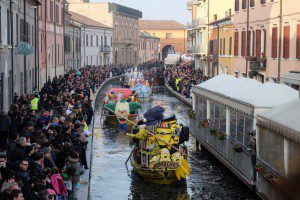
[90, 85, 258, 200]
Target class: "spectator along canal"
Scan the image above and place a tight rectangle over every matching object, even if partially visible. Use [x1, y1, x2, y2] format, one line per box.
[89, 82, 258, 200]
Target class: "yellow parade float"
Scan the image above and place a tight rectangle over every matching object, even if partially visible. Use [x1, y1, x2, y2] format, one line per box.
[126, 106, 191, 185]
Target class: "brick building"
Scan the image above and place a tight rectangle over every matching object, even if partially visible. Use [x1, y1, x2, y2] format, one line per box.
[139, 20, 187, 60]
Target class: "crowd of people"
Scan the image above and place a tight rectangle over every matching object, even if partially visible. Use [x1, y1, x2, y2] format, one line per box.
[165, 62, 208, 98]
[0, 65, 128, 200]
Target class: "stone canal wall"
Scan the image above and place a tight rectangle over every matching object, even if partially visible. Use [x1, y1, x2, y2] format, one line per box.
[78, 76, 123, 200]
[164, 83, 192, 107]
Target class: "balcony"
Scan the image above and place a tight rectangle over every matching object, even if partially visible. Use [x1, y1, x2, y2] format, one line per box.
[187, 18, 207, 30]
[99, 45, 111, 54]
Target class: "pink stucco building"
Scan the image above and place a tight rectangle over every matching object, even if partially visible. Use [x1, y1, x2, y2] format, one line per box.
[38, 0, 65, 85]
[233, 0, 300, 83]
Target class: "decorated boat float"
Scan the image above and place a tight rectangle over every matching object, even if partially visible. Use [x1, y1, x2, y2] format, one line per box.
[103, 88, 142, 128]
[126, 106, 190, 185]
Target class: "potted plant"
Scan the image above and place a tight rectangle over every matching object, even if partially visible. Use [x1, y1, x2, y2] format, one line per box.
[201, 119, 209, 128]
[217, 132, 226, 140]
[210, 128, 217, 135]
[254, 164, 265, 173]
[233, 143, 243, 153]
[188, 109, 196, 119]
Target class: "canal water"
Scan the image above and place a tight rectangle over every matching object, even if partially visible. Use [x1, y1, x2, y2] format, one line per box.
[90, 84, 258, 200]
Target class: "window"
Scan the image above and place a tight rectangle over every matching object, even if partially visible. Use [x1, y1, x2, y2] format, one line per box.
[50, 0, 54, 22]
[256, 29, 261, 57]
[86, 35, 88, 46]
[166, 33, 172, 39]
[261, 0, 266, 4]
[272, 27, 278, 58]
[16, 14, 19, 42]
[64, 36, 70, 53]
[229, 37, 232, 55]
[247, 31, 251, 56]
[90, 35, 93, 46]
[242, 0, 247, 9]
[220, 39, 222, 55]
[7, 10, 11, 45]
[296, 25, 300, 59]
[101, 36, 103, 46]
[241, 31, 246, 56]
[283, 26, 290, 59]
[235, 0, 239, 11]
[96, 36, 99, 46]
[223, 38, 226, 55]
[104, 36, 107, 45]
[234, 32, 239, 56]
[55, 4, 59, 24]
[250, 0, 255, 7]
[45, 0, 48, 20]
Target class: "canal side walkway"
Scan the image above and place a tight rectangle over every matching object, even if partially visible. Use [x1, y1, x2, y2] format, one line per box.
[164, 83, 192, 107]
[77, 76, 123, 200]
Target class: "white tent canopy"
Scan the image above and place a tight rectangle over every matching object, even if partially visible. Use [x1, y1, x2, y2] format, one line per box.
[257, 99, 300, 143]
[195, 74, 298, 108]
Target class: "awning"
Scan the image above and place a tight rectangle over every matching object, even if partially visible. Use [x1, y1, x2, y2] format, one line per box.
[257, 99, 300, 143]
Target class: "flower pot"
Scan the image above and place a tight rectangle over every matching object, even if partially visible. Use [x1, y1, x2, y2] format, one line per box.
[217, 133, 226, 140]
[233, 144, 243, 153]
[255, 165, 265, 173]
[210, 129, 217, 135]
[201, 120, 209, 128]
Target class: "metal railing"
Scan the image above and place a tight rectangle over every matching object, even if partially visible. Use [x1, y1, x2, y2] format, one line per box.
[99, 45, 111, 53]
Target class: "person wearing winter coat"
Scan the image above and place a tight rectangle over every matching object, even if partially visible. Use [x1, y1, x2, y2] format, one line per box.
[0, 111, 11, 152]
[63, 151, 82, 200]
[50, 168, 67, 200]
[16, 160, 34, 200]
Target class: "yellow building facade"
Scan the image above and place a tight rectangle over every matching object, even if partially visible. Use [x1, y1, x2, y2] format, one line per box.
[139, 20, 187, 60]
[218, 20, 234, 75]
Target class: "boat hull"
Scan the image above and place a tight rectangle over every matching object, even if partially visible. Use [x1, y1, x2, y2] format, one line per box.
[104, 114, 139, 126]
[131, 158, 178, 185]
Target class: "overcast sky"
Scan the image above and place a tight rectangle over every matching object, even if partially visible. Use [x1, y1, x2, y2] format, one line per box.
[91, 0, 191, 25]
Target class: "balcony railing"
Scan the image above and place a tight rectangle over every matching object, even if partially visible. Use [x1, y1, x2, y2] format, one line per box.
[187, 18, 207, 30]
[99, 45, 111, 54]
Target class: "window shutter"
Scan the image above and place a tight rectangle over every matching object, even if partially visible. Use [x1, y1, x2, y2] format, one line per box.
[272, 27, 278, 58]
[223, 38, 226, 55]
[283, 26, 290, 59]
[264, 30, 267, 55]
[241, 31, 246, 56]
[296, 25, 300, 59]
[256, 29, 261, 57]
[234, 32, 239, 56]
[247, 31, 251, 56]
[220, 39, 222, 55]
[235, 0, 239, 11]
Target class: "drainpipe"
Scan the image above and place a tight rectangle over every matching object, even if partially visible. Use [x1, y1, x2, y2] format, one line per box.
[72, 23, 75, 69]
[23, 0, 27, 94]
[207, 0, 210, 77]
[63, 2, 66, 73]
[9, 0, 14, 100]
[217, 25, 220, 75]
[246, 0, 250, 77]
[45, 0, 47, 82]
[34, 7, 38, 89]
[54, 1, 57, 77]
[277, 0, 283, 82]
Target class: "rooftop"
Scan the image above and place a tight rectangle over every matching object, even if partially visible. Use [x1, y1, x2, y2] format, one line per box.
[139, 32, 160, 40]
[69, 11, 112, 29]
[139, 20, 186, 30]
[195, 74, 298, 108]
[109, 3, 142, 18]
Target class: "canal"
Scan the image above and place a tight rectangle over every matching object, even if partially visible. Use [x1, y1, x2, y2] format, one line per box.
[89, 84, 258, 200]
